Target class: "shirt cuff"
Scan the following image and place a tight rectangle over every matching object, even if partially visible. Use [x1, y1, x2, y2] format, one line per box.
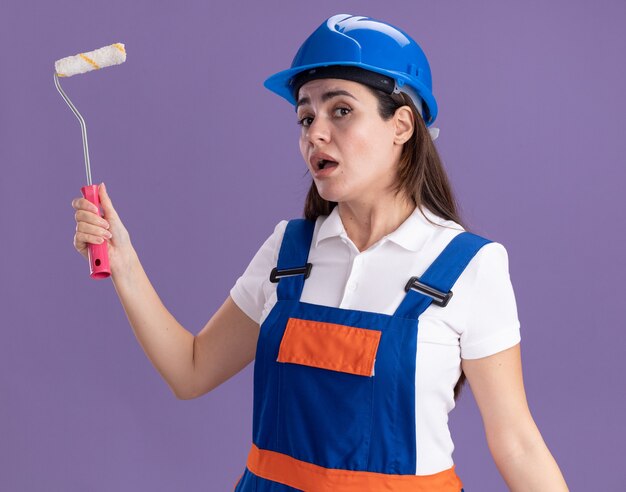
[460, 324, 521, 359]
[230, 284, 261, 324]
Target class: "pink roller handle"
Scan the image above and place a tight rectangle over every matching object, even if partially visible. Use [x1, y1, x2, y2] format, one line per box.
[81, 184, 111, 279]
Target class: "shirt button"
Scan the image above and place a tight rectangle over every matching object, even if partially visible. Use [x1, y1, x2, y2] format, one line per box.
[348, 281, 358, 292]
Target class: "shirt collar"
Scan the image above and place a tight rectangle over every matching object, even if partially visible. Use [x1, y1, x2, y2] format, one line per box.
[315, 206, 345, 246]
[315, 205, 460, 252]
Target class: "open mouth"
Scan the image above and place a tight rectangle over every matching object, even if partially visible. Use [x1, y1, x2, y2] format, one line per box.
[317, 159, 338, 170]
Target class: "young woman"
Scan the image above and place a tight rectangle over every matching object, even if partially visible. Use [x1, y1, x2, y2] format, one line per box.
[71, 14, 568, 492]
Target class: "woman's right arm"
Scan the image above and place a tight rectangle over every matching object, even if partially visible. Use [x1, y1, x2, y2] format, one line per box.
[72, 183, 259, 400]
[111, 251, 260, 400]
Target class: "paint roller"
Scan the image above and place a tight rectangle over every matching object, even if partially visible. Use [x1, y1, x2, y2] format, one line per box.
[54, 43, 126, 279]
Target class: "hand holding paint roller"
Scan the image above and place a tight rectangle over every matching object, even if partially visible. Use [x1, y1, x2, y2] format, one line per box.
[54, 43, 126, 279]
[71, 182, 134, 279]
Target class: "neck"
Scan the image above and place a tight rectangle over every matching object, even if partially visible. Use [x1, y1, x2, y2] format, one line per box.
[337, 193, 415, 252]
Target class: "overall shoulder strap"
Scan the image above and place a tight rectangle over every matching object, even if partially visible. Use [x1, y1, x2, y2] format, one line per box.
[273, 219, 315, 301]
[394, 231, 493, 319]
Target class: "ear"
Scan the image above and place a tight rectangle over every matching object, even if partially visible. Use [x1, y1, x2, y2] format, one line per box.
[393, 106, 414, 145]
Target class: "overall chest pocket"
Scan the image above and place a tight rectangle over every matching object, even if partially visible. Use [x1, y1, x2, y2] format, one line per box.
[276, 317, 382, 470]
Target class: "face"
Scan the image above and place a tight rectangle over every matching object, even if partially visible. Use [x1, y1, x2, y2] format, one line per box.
[296, 78, 408, 206]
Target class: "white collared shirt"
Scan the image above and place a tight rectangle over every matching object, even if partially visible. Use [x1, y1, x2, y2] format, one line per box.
[230, 205, 521, 475]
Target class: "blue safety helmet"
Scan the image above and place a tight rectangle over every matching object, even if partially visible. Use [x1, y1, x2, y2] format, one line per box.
[264, 14, 438, 126]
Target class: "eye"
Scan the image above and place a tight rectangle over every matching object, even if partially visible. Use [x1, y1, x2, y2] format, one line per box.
[297, 116, 314, 127]
[333, 107, 351, 118]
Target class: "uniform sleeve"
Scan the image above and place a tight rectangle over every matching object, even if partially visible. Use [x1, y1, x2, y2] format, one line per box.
[229, 220, 288, 324]
[460, 242, 521, 359]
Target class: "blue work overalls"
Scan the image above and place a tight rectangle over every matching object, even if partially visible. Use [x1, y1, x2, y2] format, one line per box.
[234, 218, 491, 491]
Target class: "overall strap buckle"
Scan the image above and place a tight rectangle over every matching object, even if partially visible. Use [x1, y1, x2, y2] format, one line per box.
[404, 276, 453, 307]
[270, 263, 313, 283]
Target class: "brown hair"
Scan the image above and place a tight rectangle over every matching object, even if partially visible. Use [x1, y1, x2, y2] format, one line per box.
[302, 87, 471, 400]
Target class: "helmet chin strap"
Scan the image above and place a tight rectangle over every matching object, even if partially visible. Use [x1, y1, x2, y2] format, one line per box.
[395, 84, 440, 141]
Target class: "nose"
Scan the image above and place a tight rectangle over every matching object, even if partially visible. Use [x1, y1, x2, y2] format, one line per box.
[305, 115, 331, 145]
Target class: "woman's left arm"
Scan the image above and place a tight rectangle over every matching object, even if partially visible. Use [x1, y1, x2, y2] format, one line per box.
[462, 343, 569, 491]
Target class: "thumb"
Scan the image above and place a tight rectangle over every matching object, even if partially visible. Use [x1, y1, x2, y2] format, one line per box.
[98, 182, 118, 219]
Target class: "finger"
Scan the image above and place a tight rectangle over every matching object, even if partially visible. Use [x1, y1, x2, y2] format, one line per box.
[72, 197, 99, 214]
[98, 183, 119, 219]
[76, 220, 113, 238]
[75, 209, 110, 229]
[75, 230, 108, 246]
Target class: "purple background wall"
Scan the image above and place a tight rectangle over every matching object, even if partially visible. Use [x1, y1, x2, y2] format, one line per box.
[1, 1, 624, 490]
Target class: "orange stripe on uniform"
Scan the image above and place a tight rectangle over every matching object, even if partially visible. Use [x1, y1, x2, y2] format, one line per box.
[112, 43, 125, 54]
[277, 317, 381, 376]
[79, 53, 99, 70]
[246, 444, 463, 492]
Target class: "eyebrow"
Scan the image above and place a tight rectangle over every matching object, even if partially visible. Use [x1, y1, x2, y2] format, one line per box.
[296, 90, 358, 109]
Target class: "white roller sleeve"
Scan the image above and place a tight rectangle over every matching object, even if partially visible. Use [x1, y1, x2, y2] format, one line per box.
[55, 43, 126, 77]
